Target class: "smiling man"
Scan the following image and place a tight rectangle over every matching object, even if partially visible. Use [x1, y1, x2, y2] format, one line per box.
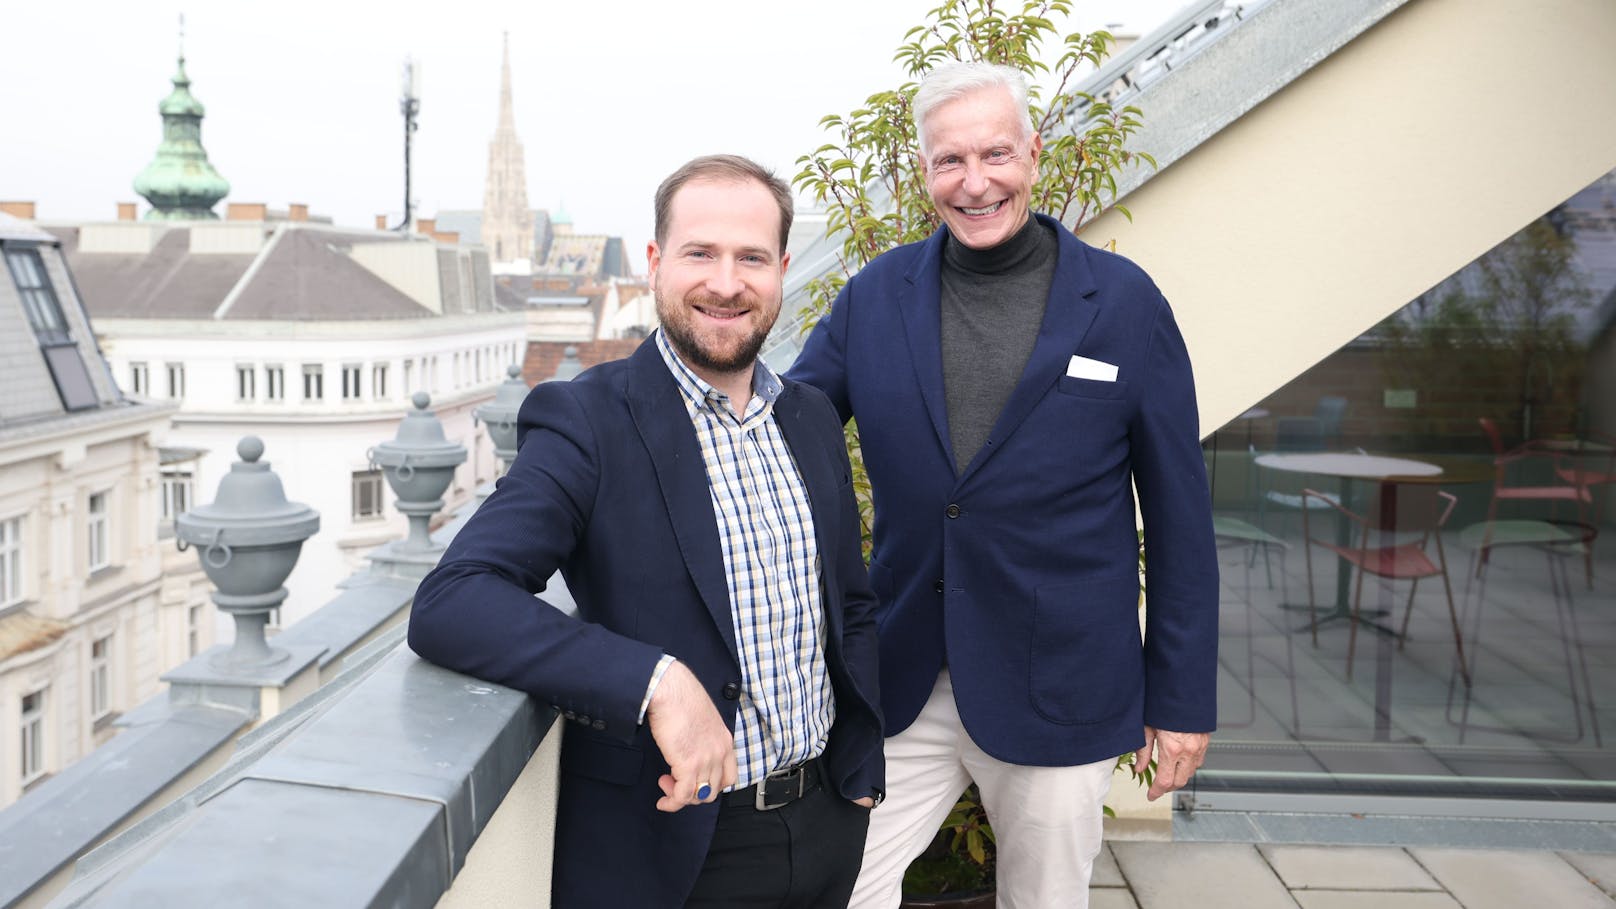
[409, 154, 884, 908]
[790, 63, 1219, 908]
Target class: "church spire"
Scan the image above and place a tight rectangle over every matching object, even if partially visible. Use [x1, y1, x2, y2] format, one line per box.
[133, 16, 230, 221]
[481, 32, 534, 269]
[497, 32, 516, 132]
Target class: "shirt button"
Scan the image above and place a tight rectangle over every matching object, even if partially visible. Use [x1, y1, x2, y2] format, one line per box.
[933, 580, 944, 594]
[722, 682, 741, 700]
[946, 504, 962, 518]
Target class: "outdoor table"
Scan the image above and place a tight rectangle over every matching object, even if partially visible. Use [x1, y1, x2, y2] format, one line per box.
[1254, 451, 1443, 742]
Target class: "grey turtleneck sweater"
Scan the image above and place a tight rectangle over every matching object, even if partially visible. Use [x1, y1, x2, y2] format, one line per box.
[940, 215, 1059, 474]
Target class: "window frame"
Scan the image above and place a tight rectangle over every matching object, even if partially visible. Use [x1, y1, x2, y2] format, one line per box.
[302, 363, 324, 401]
[87, 490, 110, 572]
[351, 469, 386, 521]
[235, 364, 256, 401]
[90, 636, 112, 721]
[20, 688, 45, 785]
[0, 515, 22, 610]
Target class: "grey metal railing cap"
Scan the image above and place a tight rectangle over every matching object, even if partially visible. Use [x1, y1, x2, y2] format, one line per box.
[233, 649, 544, 872]
[0, 704, 248, 908]
[57, 778, 446, 909]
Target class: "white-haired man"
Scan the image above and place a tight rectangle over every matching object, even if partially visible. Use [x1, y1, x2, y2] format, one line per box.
[790, 61, 1219, 907]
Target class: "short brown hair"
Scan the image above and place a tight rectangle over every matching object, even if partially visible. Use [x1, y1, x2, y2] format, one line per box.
[653, 154, 794, 254]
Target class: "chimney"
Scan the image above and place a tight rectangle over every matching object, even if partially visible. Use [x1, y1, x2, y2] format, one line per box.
[416, 217, 436, 236]
[0, 201, 37, 219]
[375, 214, 388, 230]
[226, 202, 268, 222]
[436, 230, 460, 245]
[288, 203, 309, 223]
[117, 202, 138, 221]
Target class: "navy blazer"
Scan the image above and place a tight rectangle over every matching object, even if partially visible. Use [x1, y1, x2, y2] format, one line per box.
[790, 214, 1218, 767]
[409, 338, 884, 909]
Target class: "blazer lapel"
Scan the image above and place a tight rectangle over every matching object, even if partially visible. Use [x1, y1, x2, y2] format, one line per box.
[772, 386, 843, 639]
[897, 231, 955, 468]
[624, 343, 740, 663]
[958, 218, 1101, 487]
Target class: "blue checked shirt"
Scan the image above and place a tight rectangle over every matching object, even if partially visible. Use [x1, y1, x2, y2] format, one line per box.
[642, 330, 836, 790]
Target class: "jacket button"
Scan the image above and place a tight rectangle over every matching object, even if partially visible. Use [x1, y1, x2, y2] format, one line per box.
[722, 682, 741, 700]
[933, 580, 944, 594]
[577, 715, 591, 725]
[946, 504, 961, 518]
[591, 719, 606, 731]
[563, 710, 577, 720]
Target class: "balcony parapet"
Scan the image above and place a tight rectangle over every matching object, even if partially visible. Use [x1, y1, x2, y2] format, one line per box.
[48, 634, 556, 908]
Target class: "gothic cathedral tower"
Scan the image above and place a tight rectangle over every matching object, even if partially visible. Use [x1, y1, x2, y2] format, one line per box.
[480, 34, 534, 268]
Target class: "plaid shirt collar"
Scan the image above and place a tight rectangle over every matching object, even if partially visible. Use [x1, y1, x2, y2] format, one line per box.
[655, 329, 783, 428]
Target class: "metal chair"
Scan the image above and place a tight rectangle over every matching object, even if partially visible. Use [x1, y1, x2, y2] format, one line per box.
[1477, 417, 1599, 587]
[1300, 485, 1468, 685]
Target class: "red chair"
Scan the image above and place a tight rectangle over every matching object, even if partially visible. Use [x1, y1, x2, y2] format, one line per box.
[1478, 417, 1601, 587]
[1300, 486, 1468, 686]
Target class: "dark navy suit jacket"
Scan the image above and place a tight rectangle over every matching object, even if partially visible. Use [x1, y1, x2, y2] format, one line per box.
[790, 214, 1218, 767]
[409, 338, 884, 908]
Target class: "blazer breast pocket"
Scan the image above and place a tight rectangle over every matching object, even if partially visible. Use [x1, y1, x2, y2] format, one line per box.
[1056, 375, 1129, 401]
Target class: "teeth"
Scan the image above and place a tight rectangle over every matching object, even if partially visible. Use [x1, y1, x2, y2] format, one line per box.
[960, 202, 1002, 216]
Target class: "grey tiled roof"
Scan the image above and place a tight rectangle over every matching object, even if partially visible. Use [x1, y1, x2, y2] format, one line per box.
[57, 225, 437, 321]
[224, 229, 431, 320]
[55, 227, 254, 319]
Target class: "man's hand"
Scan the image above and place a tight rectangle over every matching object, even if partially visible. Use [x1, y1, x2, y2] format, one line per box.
[646, 660, 737, 813]
[852, 796, 876, 808]
[1133, 727, 1209, 801]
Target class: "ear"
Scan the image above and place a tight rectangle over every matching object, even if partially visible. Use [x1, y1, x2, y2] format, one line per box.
[1029, 131, 1043, 165]
[646, 240, 661, 284]
[780, 250, 791, 278]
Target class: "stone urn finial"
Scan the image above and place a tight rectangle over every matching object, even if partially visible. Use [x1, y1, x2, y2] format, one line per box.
[474, 364, 531, 472]
[175, 436, 319, 672]
[368, 393, 467, 553]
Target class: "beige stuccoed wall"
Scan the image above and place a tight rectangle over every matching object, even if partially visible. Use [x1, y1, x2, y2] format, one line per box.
[1086, 0, 1616, 440]
[435, 723, 561, 909]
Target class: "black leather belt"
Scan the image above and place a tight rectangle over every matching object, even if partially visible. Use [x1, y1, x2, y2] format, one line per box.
[720, 757, 821, 811]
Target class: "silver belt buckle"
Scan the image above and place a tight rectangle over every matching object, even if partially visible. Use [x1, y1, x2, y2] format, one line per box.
[754, 763, 807, 811]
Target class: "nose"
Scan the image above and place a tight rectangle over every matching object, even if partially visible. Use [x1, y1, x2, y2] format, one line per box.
[962, 159, 989, 196]
[704, 257, 745, 299]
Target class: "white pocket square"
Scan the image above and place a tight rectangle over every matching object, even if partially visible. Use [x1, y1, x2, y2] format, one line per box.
[1066, 355, 1118, 382]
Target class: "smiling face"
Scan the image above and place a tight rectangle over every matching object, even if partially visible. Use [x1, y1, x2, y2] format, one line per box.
[646, 177, 790, 384]
[919, 86, 1042, 250]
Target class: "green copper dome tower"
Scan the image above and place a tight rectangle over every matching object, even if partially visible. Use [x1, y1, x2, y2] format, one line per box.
[133, 33, 229, 221]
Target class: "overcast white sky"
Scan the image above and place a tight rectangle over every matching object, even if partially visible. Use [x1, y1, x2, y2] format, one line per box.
[3, 0, 1185, 263]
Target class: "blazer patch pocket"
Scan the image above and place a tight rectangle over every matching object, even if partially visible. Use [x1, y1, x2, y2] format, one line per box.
[1029, 574, 1144, 726]
[1056, 375, 1129, 400]
[560, 732, 645, 786]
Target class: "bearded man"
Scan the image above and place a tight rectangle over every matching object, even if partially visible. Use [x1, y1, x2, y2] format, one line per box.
[410, 154, 884, 909]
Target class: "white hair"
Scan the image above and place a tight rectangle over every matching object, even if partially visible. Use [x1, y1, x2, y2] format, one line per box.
[913, 61, 1033, 158]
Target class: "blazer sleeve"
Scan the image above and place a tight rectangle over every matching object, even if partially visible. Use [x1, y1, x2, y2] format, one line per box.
[1129, 295, 1221, 734]
[787, 280, 855, 425]
[407, 381, 665, 743]
[821, 396, 885, 798]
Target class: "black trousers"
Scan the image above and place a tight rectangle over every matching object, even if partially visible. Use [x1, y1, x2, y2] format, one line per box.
[685, 763, 872, 908]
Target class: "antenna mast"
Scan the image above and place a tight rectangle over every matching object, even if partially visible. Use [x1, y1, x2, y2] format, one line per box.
[396, 57, 421, 231]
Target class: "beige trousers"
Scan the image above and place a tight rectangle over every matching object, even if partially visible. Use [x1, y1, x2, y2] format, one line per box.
[849, 670, 1115, 909]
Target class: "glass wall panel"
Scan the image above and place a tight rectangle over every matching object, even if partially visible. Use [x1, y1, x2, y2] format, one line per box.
[1200, 169, 1616, 802]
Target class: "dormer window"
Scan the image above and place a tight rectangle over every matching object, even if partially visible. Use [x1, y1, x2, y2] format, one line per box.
[5, 246, 97, 411]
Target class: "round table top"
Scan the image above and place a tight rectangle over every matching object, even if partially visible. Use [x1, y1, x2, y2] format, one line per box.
[1254, 452, 1441, 479]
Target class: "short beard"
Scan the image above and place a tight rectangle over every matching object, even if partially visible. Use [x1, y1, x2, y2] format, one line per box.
[658, 291, 773, 376]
